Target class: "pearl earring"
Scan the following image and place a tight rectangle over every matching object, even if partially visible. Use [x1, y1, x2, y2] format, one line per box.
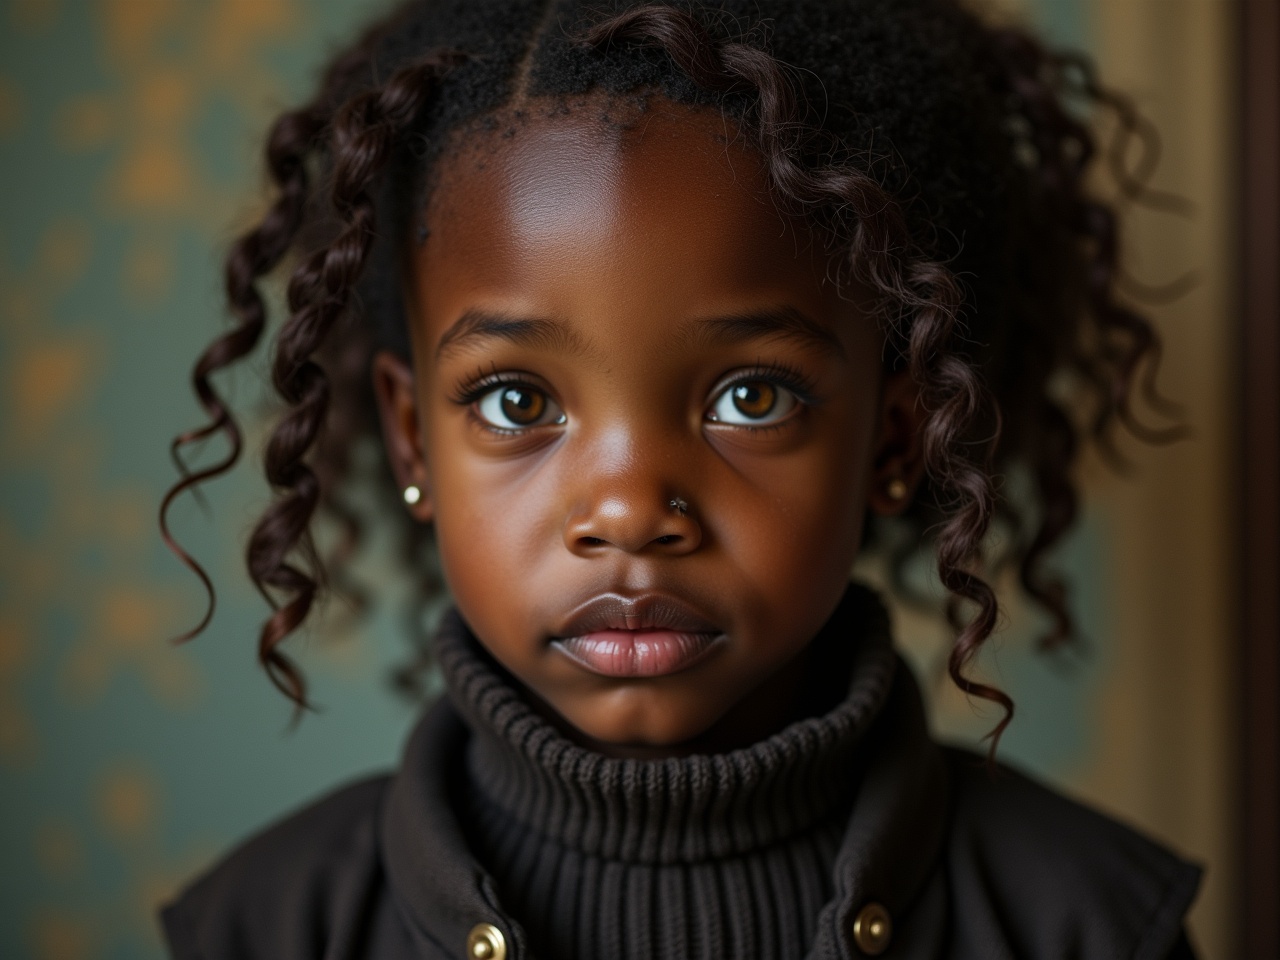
[886, 477, 908, 502]
[403, 485, 422, 506]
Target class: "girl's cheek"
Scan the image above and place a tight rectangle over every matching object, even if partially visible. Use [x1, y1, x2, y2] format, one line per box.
[428, 430, 565, 572]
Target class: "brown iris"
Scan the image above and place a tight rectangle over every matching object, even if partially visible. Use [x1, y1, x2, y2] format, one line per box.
[500, 386, 546, 425]
[731, 381, 777, 419]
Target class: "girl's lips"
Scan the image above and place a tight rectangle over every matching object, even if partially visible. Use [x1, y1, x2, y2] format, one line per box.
[552, 629, 724, 678]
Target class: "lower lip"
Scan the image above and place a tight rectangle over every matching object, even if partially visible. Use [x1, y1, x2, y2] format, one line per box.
[553, 630, 724, 678]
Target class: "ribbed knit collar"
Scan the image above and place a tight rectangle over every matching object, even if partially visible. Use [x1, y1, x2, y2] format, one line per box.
[436, 582, 899, 865]
[380, 582, 951, 960]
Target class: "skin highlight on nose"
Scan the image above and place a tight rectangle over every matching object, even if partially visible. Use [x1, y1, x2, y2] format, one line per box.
[566, 491, 702, 556]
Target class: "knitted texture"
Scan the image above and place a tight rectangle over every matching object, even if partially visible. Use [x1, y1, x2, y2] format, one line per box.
[435, 583, 898, 960]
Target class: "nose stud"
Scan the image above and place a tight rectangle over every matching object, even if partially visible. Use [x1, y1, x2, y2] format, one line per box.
[669, 497, 689, 516]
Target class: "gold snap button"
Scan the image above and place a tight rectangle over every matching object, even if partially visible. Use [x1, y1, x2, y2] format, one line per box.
[852, 901, 892, 955]
[466, 922, 507, 960]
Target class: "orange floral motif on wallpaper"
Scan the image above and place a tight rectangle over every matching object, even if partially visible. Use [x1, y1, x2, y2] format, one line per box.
[0, 2, 384, 957]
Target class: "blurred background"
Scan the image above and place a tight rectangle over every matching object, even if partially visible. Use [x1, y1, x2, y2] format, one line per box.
[0, 0, 1274, 957]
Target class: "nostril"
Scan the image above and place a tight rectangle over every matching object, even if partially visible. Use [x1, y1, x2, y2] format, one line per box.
[655, 535, 680, 545]
[580, 536, 605, 546]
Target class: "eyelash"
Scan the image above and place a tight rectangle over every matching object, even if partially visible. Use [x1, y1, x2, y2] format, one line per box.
[448, 362, 818, 432]
[702, 363, 817, 435]
[716, 362, 818, 407]
[449, 368, 556, 436]
[449, 366, 534, 407]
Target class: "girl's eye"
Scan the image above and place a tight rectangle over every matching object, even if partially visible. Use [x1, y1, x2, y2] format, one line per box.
[707, 379, 799, 426]
[475, 384, 566, 430]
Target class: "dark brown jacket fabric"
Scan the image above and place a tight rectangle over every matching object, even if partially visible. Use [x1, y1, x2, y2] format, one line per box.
[160, 584, 1201, 960]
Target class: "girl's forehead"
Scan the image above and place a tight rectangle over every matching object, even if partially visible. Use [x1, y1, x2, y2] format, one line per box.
[412, 98, 838, 342]
[425, 98, 779, 241]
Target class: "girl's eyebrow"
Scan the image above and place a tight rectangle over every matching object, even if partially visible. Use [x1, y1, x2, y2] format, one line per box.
[683, 307, 846, 359]
[435, 309, 589, 362]
[434, 305, 844, 361]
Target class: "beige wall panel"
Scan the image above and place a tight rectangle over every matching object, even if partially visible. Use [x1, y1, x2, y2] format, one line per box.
[1079, 1, 1237, 955]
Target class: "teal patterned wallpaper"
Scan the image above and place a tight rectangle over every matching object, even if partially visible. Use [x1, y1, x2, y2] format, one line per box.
[0, 2, 1099, 958]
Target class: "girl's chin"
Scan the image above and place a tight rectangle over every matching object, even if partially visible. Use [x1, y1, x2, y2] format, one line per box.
[538, 693, 733, 758]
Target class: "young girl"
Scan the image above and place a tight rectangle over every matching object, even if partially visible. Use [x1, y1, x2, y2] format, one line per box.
[158, 0, 1202, 957]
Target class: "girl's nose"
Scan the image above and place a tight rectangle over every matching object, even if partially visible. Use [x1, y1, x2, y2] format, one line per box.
[563, 489, 703, 557]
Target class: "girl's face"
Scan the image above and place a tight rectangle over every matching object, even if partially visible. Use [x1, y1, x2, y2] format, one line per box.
[375, 99, 921, 756]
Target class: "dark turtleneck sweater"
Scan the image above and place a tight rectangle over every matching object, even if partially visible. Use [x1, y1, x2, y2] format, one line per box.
[160, 581, 1202, 960]
[440, 584, 896, 960]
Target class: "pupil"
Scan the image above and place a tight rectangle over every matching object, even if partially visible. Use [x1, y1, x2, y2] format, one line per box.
[732, 381, 776, 418]
[501, 387, 544, 424]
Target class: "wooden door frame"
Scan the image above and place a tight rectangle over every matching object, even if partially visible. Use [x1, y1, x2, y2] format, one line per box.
[1237, 0, 1279, 955]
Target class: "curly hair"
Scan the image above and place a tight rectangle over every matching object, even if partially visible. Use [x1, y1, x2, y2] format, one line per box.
[161, 0, 1175, 747]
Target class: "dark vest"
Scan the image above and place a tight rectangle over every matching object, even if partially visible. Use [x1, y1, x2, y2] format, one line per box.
[161, 584, 1200, 959]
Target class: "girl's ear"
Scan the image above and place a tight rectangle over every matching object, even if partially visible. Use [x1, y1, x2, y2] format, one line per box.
[866, 368, 927, 517]
[371, 350, 434, 522]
